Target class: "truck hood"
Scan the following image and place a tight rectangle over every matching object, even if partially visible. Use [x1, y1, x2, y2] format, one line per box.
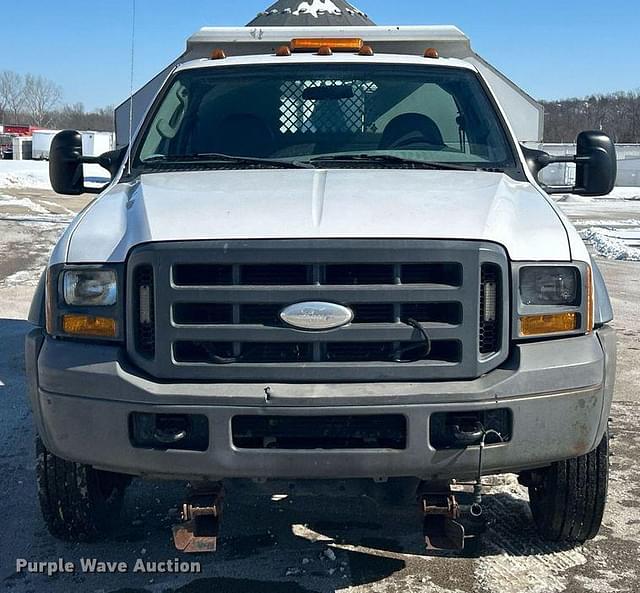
[64, 169, 570, 262]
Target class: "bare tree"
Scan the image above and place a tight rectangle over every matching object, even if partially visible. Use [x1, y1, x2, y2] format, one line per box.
[52, 102, 114, 132]
[0, 71, 26, 123]
[542, 89, 640, 143]
[23, 74, 62, 127]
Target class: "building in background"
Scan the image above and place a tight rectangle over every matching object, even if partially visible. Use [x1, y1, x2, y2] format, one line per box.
[114, 0, 544, 147]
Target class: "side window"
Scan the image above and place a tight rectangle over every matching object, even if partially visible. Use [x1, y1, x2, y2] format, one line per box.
[139, 81, 189, 161]
[375, 84, 461, 150]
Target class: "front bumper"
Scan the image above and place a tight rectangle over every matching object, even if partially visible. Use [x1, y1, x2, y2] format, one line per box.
[26, 327, 616, 481]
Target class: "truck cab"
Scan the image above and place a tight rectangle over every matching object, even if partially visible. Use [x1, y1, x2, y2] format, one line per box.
[26, 36, 617, 551]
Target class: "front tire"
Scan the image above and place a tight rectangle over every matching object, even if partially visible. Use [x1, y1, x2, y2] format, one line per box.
[527, 433, 609, 543]
[36, 437, 130, 541]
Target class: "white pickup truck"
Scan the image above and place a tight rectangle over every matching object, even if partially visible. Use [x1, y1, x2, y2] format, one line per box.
[26, 34, 617, 551]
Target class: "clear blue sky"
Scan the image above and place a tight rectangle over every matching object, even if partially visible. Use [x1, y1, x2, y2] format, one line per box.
[2, 0, 638, 110]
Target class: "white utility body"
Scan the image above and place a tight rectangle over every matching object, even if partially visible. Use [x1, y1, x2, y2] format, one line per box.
[115, 26, 544, 147]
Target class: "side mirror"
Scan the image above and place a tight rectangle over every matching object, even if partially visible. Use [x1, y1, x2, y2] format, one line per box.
[521, 131, 617, 197]
[574, 131, 617, 196]
[49, 130, 126, 196]
[49, 130, 85, 195]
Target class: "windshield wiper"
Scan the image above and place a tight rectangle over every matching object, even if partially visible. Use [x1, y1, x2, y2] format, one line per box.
[304, 154, 486, 172]
[142, 153, 314, 169]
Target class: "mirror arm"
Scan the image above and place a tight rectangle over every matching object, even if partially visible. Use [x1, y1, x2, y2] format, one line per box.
[541, 185, 576, 194]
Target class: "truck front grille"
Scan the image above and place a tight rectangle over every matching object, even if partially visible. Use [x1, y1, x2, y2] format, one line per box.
[126, 240, 509, 382]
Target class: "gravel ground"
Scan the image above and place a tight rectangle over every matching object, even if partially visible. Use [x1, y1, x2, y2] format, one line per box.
[0, 188, 639, 593]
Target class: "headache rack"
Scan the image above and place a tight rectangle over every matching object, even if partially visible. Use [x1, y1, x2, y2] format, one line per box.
[126, 240, 509, 383]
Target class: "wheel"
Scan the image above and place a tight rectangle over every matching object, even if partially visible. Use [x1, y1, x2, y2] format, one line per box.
[36, 437, 131, 541]
[527, 432, 609, 543]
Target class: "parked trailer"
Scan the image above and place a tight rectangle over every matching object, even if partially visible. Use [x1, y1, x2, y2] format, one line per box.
[33, 130, 114, 160]
[81, 132, 114, 158]
[11, 136, 33, 160]
[32, 130, 60, 160]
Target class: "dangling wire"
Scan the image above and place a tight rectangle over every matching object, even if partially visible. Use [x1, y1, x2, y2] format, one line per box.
[391, 318, 432, 363]
[127, 0, 137, 176]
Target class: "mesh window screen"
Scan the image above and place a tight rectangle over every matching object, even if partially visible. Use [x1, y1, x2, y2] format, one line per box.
[279, 80, 378, 134]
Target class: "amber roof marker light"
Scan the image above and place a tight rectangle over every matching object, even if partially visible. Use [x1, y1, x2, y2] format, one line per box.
[358, 45, 375, 56]
[424, 48, 440, 59]
[276, 45, 292, 57]
[210, 48, 227, 60]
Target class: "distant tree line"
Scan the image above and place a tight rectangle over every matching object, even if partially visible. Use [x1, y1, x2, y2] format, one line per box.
[541, 90, 640, 144]
[2, 68, 639, 142]
[0, 70, 113, 131]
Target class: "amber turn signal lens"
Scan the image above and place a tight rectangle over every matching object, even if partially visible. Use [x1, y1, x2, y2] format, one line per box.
[290, 38, 364, 52]
[62, 315, 117, 338]
[520, 313, 579, 336]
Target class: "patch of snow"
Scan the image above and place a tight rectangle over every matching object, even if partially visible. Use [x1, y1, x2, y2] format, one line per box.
[573, 219, 640, 227]
[0, 194, 50, 214]
[39, 200, 76, 215]
[0, 161, 51, 189]
[293, 0, 342, 17]
[0, 160, 107, 190]
[554, 187, 640, 203]
[2, 270, 35, 287]
[580, 227, 640, 261]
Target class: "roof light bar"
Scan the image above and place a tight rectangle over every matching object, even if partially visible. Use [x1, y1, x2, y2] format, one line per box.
[290, 38, 364, 52]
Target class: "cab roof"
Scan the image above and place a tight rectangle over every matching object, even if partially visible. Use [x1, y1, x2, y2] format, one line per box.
[174, 52, 478, 73]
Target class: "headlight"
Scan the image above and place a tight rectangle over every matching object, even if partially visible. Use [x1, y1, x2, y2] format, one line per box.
[514, 263, 592, 339]
[63, 270, 117, 306]
[519, 266, 579, 306]
[46, 265, 123, 340]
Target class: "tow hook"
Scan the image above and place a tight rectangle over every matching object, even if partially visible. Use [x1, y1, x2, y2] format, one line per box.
[421, 426, 502, 551]
[172, 483, 224, 553]
[420, 485, 485, 551]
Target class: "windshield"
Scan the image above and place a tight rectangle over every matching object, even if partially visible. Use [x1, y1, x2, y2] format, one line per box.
[134, 64, 518, 172]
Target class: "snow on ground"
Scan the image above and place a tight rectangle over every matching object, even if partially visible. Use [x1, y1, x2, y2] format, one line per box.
[0, 160, 108, 190]
[0, 194, 50, 214]
[0, 161, 52, 189]
[580, 228, 640, 261]
[554, 187, 640, 260]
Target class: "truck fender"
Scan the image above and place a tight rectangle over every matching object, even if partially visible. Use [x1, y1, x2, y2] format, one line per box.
[591, 257, 613, 326]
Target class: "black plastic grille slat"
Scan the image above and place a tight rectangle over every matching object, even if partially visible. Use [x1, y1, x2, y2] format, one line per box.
[171, 302, 463, 326]
[175, 341, 313, 364]
[352, 303, 395, 323]
[127, 240, 509, 382]
[173, 303, 233, 324]
[325, 340, 460, 363]
[326, 264, 395, 285]
[402, 263, 462, 286]
[241, 265, 309, 285]
[401, 302, 462, 325]
[172, 263, 462, 287]
[174, 264, 232, 286]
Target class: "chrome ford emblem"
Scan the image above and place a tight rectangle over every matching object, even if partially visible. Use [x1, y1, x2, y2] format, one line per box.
[280, 302, 354, 331]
